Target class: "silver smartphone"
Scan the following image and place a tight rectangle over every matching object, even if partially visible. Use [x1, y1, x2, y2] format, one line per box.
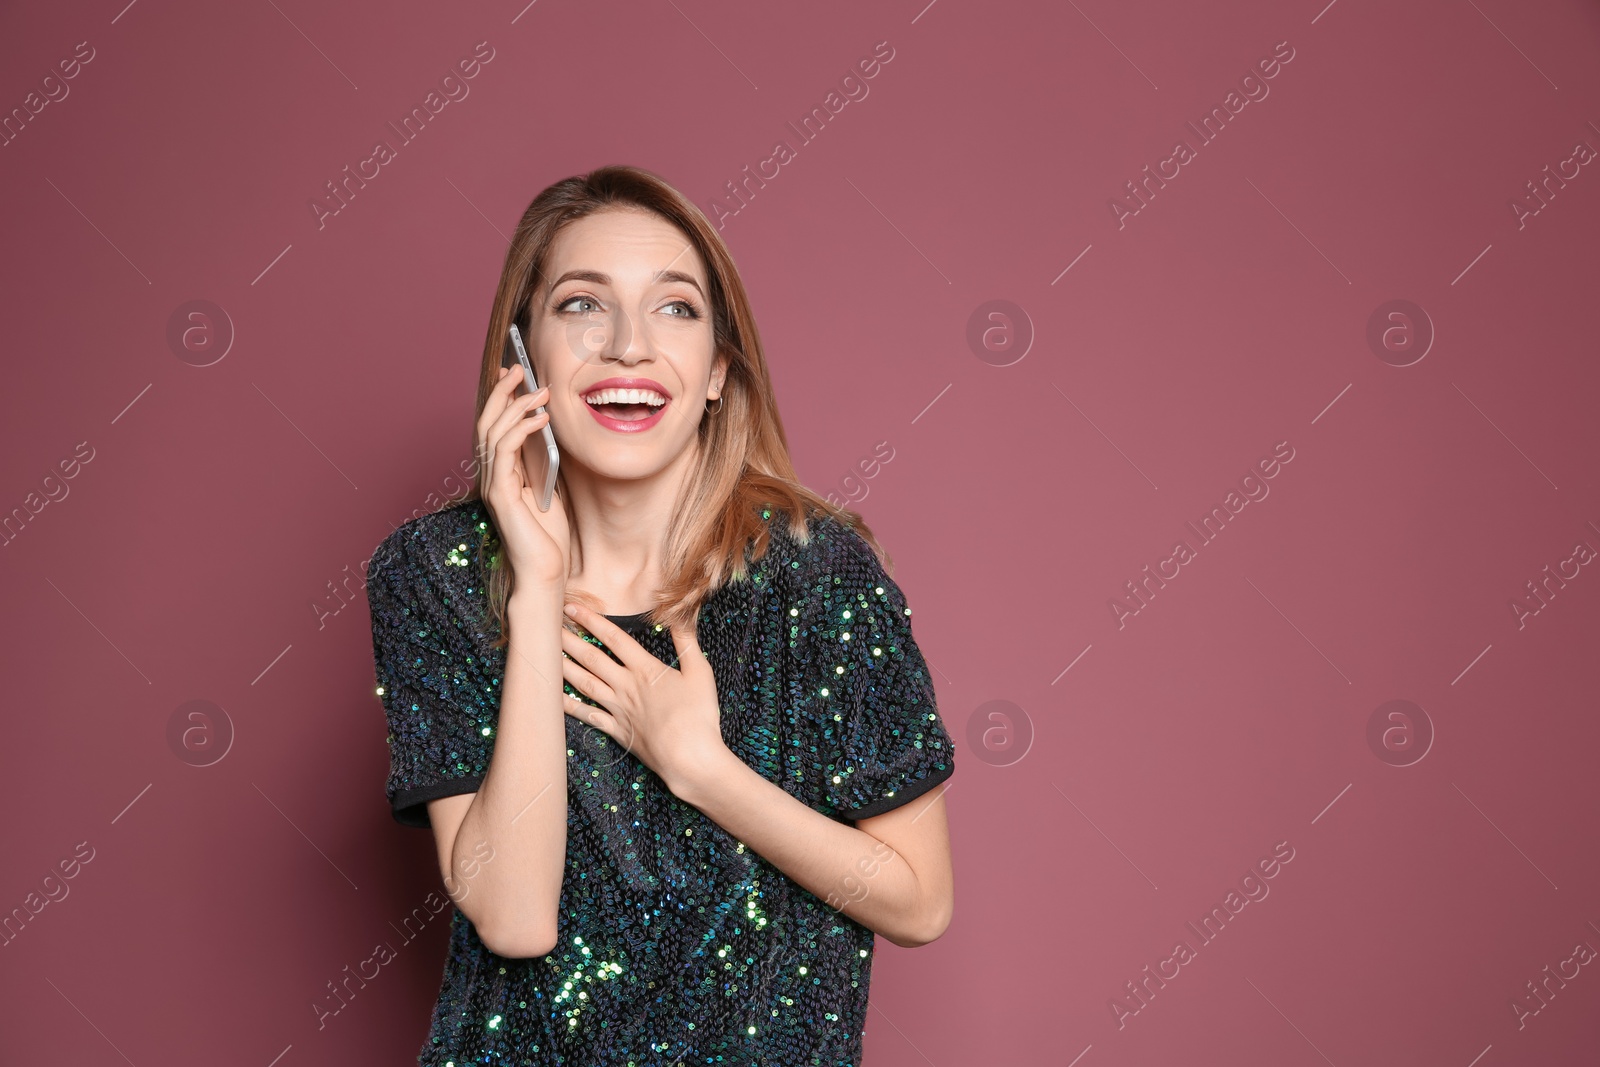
[507, 323, 560, 512]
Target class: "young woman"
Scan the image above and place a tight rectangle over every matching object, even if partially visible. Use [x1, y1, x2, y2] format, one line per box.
[366, 164, 955, 1065]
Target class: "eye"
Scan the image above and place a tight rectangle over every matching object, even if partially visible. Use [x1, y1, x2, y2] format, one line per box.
[663, 299, 702, 320]
[555, 295, 601, 314]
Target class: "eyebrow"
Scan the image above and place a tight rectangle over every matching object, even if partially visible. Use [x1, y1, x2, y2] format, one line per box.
[546, 268, 706, 301]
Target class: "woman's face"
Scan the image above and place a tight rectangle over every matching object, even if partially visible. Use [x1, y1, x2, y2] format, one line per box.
[525, 207, 727, 484]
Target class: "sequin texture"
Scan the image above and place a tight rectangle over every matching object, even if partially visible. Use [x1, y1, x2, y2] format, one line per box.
[366, 500, 955, 1065]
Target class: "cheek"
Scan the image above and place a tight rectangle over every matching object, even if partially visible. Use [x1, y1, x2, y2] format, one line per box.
[656, 393, 703, 439]
[559, 390, 590, 422]
[542, 321, 608, 368]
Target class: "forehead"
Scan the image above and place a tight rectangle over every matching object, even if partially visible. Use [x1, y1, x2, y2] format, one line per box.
[544, 207, 707, 286]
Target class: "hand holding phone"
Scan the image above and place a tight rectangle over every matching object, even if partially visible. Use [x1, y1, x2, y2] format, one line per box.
[477, 336, 569, 588]
[508, 323, 561, 512]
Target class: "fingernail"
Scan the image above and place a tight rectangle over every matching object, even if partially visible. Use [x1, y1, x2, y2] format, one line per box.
[563, 604, 578, 617]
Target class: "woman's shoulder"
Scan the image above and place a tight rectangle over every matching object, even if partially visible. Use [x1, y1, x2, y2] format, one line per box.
[372, 502, 489, 566]
[761, 507, 890, 597]
[368, 497, 493, 589]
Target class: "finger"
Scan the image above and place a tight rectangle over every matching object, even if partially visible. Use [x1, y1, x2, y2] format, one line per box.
[487, 418, 549, 521]
[490, 409, 552, 495]
[485, 387, 550, 463]
[560, 627, 625, 698]
[476, 368, 521, 486]
[485, 397, 546, 497]
[562, 667, 616, 721]
[562, 603, 649, 670]
[476, 364, 526, 446]
[562, 691, 617, 734]
[570, 694, 639, 767]
[494, 361, 523, 399]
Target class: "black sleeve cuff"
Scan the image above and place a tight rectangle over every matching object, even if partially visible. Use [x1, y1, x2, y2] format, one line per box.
[390, 776, 485, 828]
[838, 763, 954, 822]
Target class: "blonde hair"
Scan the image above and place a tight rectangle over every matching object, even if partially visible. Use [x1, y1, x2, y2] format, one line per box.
[469, 164, 883, 644]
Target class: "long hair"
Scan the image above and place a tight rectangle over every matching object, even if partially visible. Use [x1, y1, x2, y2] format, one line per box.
[468, 164, 884, 643]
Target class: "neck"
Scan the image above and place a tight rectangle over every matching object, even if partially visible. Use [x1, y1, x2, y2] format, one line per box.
[559, 439, 701, 614]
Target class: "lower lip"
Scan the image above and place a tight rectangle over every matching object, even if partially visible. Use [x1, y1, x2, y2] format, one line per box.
[583, 398, 670, 434]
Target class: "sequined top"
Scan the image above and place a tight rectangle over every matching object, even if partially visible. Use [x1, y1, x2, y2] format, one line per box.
[366, 498, 955, 1066]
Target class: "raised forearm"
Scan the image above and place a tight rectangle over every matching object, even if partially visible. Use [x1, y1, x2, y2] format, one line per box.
[450, 589, 569, 956]
[672, 748, 937, 948]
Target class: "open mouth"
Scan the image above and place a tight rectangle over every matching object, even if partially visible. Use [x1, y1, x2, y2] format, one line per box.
[583, 387, 671, 432]
[587, 402, 663, 420]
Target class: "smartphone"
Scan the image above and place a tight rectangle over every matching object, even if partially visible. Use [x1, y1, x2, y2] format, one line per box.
[507, 323, 560, 512]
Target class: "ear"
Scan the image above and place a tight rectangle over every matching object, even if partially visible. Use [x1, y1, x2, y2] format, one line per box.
[710, 349, 730, 399]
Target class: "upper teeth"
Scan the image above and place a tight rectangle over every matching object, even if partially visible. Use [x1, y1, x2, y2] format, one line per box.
[585, 388, 667, 406]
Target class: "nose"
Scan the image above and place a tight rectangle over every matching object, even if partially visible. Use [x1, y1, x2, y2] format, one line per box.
[590, 306, 656, 368]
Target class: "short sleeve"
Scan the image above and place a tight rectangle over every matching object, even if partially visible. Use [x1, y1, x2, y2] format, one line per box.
[366, 517, 502, 829]
[796, 521, 955, 821]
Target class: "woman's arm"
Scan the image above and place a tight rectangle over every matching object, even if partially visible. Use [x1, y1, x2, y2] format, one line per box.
[428, 588, 571, 959]
[669, 751, 954, 948]
[427, 369, 577, 958]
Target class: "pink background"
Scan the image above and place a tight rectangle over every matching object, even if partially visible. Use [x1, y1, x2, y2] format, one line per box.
[4, 0, 1600, 1063]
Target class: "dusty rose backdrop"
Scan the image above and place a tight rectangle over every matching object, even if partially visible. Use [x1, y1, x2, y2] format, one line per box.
[4, 0, 1600, 1063]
